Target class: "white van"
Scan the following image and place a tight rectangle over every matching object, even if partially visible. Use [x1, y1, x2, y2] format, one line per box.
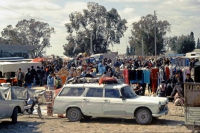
[185, 52, 200, 57]
[91, 53, 117, 62]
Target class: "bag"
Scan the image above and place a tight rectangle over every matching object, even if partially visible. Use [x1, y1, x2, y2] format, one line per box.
[99, 77, 118, 84]
[174, 93, 184, 106]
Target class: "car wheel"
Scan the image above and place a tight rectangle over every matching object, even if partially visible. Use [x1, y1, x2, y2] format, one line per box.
[67, 108, 82, 122]
[135, 108, 152, 125]
[12, 107, 18, 124]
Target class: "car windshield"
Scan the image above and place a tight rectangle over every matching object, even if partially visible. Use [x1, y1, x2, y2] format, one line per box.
[121, 86, 137, 98]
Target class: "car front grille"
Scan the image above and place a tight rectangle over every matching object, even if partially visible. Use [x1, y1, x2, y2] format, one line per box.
[160, 105, 165, 111]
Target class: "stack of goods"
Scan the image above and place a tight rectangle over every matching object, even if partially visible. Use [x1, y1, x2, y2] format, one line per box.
[46, 90, 53, 116]
[56, 68, 68, 85]
[56, 68, 68, 76]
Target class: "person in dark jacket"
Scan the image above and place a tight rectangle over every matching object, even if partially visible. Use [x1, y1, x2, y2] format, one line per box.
[16, 68, 24, 87]
[133, 83, 143, 95]
[36, 66, 41, 85]
[156, 80, 167, 97]
[171, 72, 183, 87]
[185, 73, 194, 82]
[24, 68, 33, 89]
[31, 66, 37, 78]
[170, 78, 184, 98]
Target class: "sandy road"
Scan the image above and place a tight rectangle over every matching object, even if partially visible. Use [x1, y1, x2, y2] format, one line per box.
[0, 103, 193, 133]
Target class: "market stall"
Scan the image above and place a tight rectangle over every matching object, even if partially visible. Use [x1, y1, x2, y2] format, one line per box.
[0, 62, 42, 84]
[0, 62, 42, 73]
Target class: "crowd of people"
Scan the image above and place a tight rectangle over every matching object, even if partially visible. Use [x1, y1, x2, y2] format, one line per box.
[12, 54, 199, 106]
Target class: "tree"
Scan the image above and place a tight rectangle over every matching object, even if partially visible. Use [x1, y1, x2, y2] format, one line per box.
[0, 25, 21, 44]
[1, 19, 55, 58]
[170, 33, 195, 54]
[63, 2, 127, 56]
[197, 38, 200, 49]
[168, 36, 178, 51]
[129, 14, 171, 55]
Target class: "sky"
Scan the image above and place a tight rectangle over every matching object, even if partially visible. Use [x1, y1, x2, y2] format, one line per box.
[0, 0, 200, 56]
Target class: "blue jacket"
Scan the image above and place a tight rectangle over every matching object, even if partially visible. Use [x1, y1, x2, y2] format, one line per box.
[47, 75, 54, 87]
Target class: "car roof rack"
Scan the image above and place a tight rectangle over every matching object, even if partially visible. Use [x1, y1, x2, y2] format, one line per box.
[67, 77, 120, 85]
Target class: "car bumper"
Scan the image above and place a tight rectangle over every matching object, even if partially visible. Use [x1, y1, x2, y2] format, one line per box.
[152, 109, 168, 117]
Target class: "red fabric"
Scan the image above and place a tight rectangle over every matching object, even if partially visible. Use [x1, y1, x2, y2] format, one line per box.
[165, 67, 170, 80]
[123, 68, 129, 84]
[150, 68, 159, 93]
[99, 77, 117, 84]
[32, 58, 45, 62]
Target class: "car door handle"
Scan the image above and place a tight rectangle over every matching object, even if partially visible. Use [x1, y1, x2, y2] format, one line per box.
[104, 99, 110, 102]
[83, 98, 88, 101]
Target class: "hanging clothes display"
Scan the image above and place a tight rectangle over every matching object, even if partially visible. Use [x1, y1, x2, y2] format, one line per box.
[137, 70, 143, 83]
[150, 68, 159, 93]
[129, 70, 136, 80]
[158, 68, 164, 86]
[123, 68, 129, 84]
[129, 70, 137, 84]
[186, 59, 190, 66]
[169, 65, 173, 78]
[185, 67, 190, 74]
[182, 67, 186, 81]
[143, 69, 150, 84]
[165, 66, 170, 80]
[129, 69, 150, 84]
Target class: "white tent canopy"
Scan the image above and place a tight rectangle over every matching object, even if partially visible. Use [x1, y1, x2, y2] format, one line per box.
[0, 62, 41, 73]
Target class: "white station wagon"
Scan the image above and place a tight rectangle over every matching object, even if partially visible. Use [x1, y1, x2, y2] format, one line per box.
[54, 83, 168, 125]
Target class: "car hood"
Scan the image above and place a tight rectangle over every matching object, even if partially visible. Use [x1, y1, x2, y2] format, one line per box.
[3, 99, 24, 104]
[134, 96, 168, 105]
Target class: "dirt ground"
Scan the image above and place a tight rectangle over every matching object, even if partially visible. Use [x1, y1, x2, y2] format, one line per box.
[0, 103, 195, 133]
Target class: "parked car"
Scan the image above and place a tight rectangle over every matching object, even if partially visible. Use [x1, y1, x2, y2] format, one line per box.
[54, 83, 168, 125]
[0, 93, 24, 123]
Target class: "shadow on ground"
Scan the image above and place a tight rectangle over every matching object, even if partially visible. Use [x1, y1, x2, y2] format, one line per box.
[0, 121, 44, 133]
[77, 117, 185, 126]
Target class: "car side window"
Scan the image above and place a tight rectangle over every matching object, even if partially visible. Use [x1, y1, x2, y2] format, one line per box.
[59, 87, 85, 96]
[86, 88, 103, 97]
[105, 89, 120, 98]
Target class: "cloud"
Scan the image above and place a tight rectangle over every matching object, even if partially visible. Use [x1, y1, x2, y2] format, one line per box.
[162, 0, 200, 11]
[0, 0, 200, 55]
[106, 0, 159, 2]
[63, 2, 87, 14]
[121, 7, 135, 14]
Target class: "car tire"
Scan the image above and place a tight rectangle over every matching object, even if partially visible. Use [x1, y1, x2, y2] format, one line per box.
[135, 108, 152, 125]
[67, 108, 82, 122]
[12, 107, 18, 124]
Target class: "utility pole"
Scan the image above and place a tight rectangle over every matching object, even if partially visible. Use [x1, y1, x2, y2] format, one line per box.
[142, 37, 144, 56]
[8, 29, 10, 44]
[90, 32, 93, 55]
[154, 10, 157, 56]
